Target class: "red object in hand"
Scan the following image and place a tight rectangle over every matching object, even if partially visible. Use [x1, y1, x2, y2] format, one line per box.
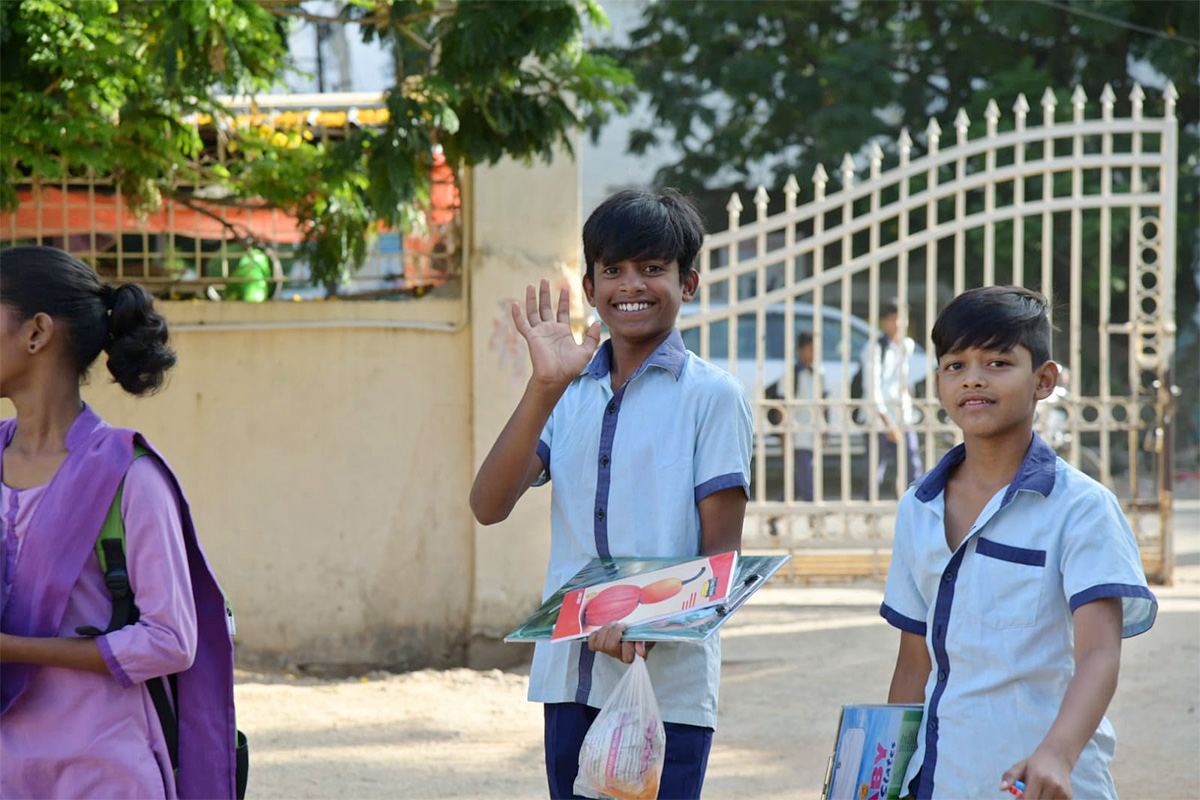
[581, 585, 642, 627]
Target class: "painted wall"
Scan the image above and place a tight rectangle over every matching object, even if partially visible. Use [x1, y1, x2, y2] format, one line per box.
[1, 148, 580, 673]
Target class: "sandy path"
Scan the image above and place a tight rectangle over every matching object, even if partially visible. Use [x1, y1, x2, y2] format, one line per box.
[235, 574, 1200, 799]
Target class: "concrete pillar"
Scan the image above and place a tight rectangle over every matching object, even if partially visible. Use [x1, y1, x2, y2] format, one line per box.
[465, 137, 583, 667]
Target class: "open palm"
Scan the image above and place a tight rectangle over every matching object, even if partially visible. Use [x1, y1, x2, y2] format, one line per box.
[512, 280, 602, 387]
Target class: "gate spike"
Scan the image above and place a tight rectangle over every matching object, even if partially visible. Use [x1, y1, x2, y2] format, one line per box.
[726, 192, 743, 230]
[753, 185, 770, 219]
[1013, 93, 1029, 130]
[953, 108, 970, 144]
[1099, 83, 1116, 122]
[1041, 87, 1058, 126]
[1164, 81, 1178, 120]
[783, 174, 800, 210]
[1129, 83, 1145, 120]
[839, 153, 856, 190]
[984, 99, 1000, 136]
[898, 128, 913, 165]
[926, 118, 942, 154]
[812, 164, 829, 201]
[1071, 85, 1087, 122]
[869, 142, 884, 178]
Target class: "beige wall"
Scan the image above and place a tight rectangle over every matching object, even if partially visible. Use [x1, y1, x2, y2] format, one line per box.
[1, 147, 580, 673]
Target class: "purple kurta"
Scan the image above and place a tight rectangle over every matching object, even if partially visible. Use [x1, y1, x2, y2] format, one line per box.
[0, 406, 238, 799]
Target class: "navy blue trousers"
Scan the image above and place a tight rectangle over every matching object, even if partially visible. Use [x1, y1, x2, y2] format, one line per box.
[544, 702, 713, 800]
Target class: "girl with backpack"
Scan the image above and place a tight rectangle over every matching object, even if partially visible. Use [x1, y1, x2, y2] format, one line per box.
[0, 245, 242, 798]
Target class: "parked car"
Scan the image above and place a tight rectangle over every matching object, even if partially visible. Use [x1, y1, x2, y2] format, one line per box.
[678, 301, 928, 402]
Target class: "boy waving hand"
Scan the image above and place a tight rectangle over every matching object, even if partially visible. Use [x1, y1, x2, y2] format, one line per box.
[472, 189, 753, 798]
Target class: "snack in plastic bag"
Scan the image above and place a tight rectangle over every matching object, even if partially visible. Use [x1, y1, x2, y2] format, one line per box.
[573, 654, 666, 800]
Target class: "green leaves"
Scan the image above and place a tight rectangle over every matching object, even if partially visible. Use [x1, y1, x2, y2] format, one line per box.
[3, 0, 630, 290]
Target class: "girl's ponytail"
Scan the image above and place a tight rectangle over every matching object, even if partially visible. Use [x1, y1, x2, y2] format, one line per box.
[104, 282, 176, 396]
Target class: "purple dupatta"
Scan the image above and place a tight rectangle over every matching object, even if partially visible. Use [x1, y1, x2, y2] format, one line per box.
[0, 405, 239, 799]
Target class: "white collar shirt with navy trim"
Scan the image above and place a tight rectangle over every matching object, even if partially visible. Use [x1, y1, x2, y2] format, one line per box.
[526, 329, 753, 729]
[880, 434, 1156, 799]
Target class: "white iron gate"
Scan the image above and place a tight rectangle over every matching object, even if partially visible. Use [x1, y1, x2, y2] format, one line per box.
[682, 82, 1179, 583]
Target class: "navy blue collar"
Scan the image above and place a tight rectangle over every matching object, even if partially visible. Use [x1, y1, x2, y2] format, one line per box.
[915, 432, 1057, 506]
[584, 329, 687, 382]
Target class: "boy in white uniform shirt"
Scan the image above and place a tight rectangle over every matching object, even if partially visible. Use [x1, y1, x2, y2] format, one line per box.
[881, 286, 1156, 799]
[471, 189, 752, 798]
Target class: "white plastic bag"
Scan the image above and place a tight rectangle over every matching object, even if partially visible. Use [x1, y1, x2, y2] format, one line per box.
[573, 654, 666, 800]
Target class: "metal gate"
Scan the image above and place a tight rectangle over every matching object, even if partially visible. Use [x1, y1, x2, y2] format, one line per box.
[681, 82, 1179, 583]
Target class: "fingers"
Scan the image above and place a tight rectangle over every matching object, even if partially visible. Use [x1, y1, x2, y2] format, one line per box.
[581, 320, 603, 354]
[538, 279, 553, 322]
[525, 284, 539, 328]
[1000, 761, 1027, 796]
[511, 300, 532, 338]
[557, 286, 571, 324]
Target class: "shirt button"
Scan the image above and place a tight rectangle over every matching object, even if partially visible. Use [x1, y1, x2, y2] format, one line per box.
[943, 571, 954, 583]
[937, 670, 947, 682]
[600, 455, 609, 467]
[607, 403, 616, 414]
[928, 719, 938, 732]
[596, 509, 605, 520]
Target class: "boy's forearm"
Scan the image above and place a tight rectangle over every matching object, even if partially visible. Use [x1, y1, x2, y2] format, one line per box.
[470, 379, 563, 524]
[1035, 642, 1120, 767]
[887, 631, 931, 704]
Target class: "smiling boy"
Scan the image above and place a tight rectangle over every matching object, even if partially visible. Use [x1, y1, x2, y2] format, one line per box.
[881, 286, 1156, 799]
[471, 189, 753, 798]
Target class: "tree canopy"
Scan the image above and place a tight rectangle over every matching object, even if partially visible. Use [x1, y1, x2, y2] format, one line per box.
[609, 0, 1199, 443]
[0, 0, 629, 287]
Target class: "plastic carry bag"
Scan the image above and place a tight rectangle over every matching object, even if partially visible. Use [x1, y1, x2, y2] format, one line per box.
[573, 654, 666, 800]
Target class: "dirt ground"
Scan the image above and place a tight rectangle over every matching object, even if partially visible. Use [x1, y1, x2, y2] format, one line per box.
[236, 507, 1200, 800]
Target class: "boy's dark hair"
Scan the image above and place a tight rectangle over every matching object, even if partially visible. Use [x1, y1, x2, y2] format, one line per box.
[796, 331, 814, 349]
[0, 245, 176, 395]
[881, 298, 907, 318]
[582, 188, 705, 284]
[931, 285, 1053, 368]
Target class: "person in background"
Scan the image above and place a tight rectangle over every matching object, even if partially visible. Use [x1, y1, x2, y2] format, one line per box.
[862, 298, 923, 495]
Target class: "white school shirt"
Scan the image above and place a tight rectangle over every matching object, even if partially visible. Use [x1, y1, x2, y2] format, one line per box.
[863, 335, 919, 425]
[527, 330, 753, 729]
[780, 362, 822, 450]
[880, 434, 1157, 800]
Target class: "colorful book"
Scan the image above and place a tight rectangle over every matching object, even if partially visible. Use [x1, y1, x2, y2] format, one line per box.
[822, 703, 923, 800]
[504, 553, 790, 643]
[550, 551, 737, 641]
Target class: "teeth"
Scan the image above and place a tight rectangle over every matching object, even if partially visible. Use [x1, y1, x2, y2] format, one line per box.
[616, 302, 650, 311]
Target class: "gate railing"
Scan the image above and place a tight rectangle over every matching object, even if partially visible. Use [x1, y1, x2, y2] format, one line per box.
[681, 82, 1179, 583]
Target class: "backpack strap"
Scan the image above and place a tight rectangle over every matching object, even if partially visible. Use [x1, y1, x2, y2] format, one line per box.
[74, 445, 180, 771]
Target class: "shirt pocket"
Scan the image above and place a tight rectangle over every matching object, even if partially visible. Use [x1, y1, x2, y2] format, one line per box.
[971, 537, 1047, 629]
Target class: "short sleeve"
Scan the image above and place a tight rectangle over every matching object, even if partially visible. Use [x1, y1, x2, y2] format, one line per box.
[880, 494, 929, 636]
[1060, 486, 1157, 638]
[96, 456, 198, 687]
[692, 373, 753, 503]
[531, 403, 555, 487]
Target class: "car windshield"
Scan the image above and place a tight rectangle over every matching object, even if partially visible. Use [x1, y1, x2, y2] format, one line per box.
[680, 311, 868, 364]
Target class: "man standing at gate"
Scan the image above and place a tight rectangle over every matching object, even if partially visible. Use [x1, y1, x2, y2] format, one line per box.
[767, 331, 822, 502]
[862, 298, 923, 495]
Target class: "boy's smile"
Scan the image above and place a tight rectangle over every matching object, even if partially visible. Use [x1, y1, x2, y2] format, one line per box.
[584, 257, 698, 348]
[936, 346, 1057, 439]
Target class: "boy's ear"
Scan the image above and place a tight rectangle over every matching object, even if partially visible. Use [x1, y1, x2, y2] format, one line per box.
[1033, 359, 1059, 401]
[681, 268, 699, 302]
[582, 274, 596, 307]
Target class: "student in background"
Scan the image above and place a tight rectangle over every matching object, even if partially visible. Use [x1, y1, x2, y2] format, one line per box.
[766, 331, 823, 502]
[862, 298, 923, 495]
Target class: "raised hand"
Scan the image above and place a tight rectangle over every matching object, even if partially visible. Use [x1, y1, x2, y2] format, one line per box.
[511, 280, 603, 388]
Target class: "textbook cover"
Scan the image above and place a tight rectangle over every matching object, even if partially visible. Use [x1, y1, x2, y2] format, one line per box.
[822, 704, 923, 800]
[504, 553, 790, 643]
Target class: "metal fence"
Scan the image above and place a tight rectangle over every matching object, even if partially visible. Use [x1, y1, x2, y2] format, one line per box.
[1, 92, 461, 301]
[681, 82, 1180, 583]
